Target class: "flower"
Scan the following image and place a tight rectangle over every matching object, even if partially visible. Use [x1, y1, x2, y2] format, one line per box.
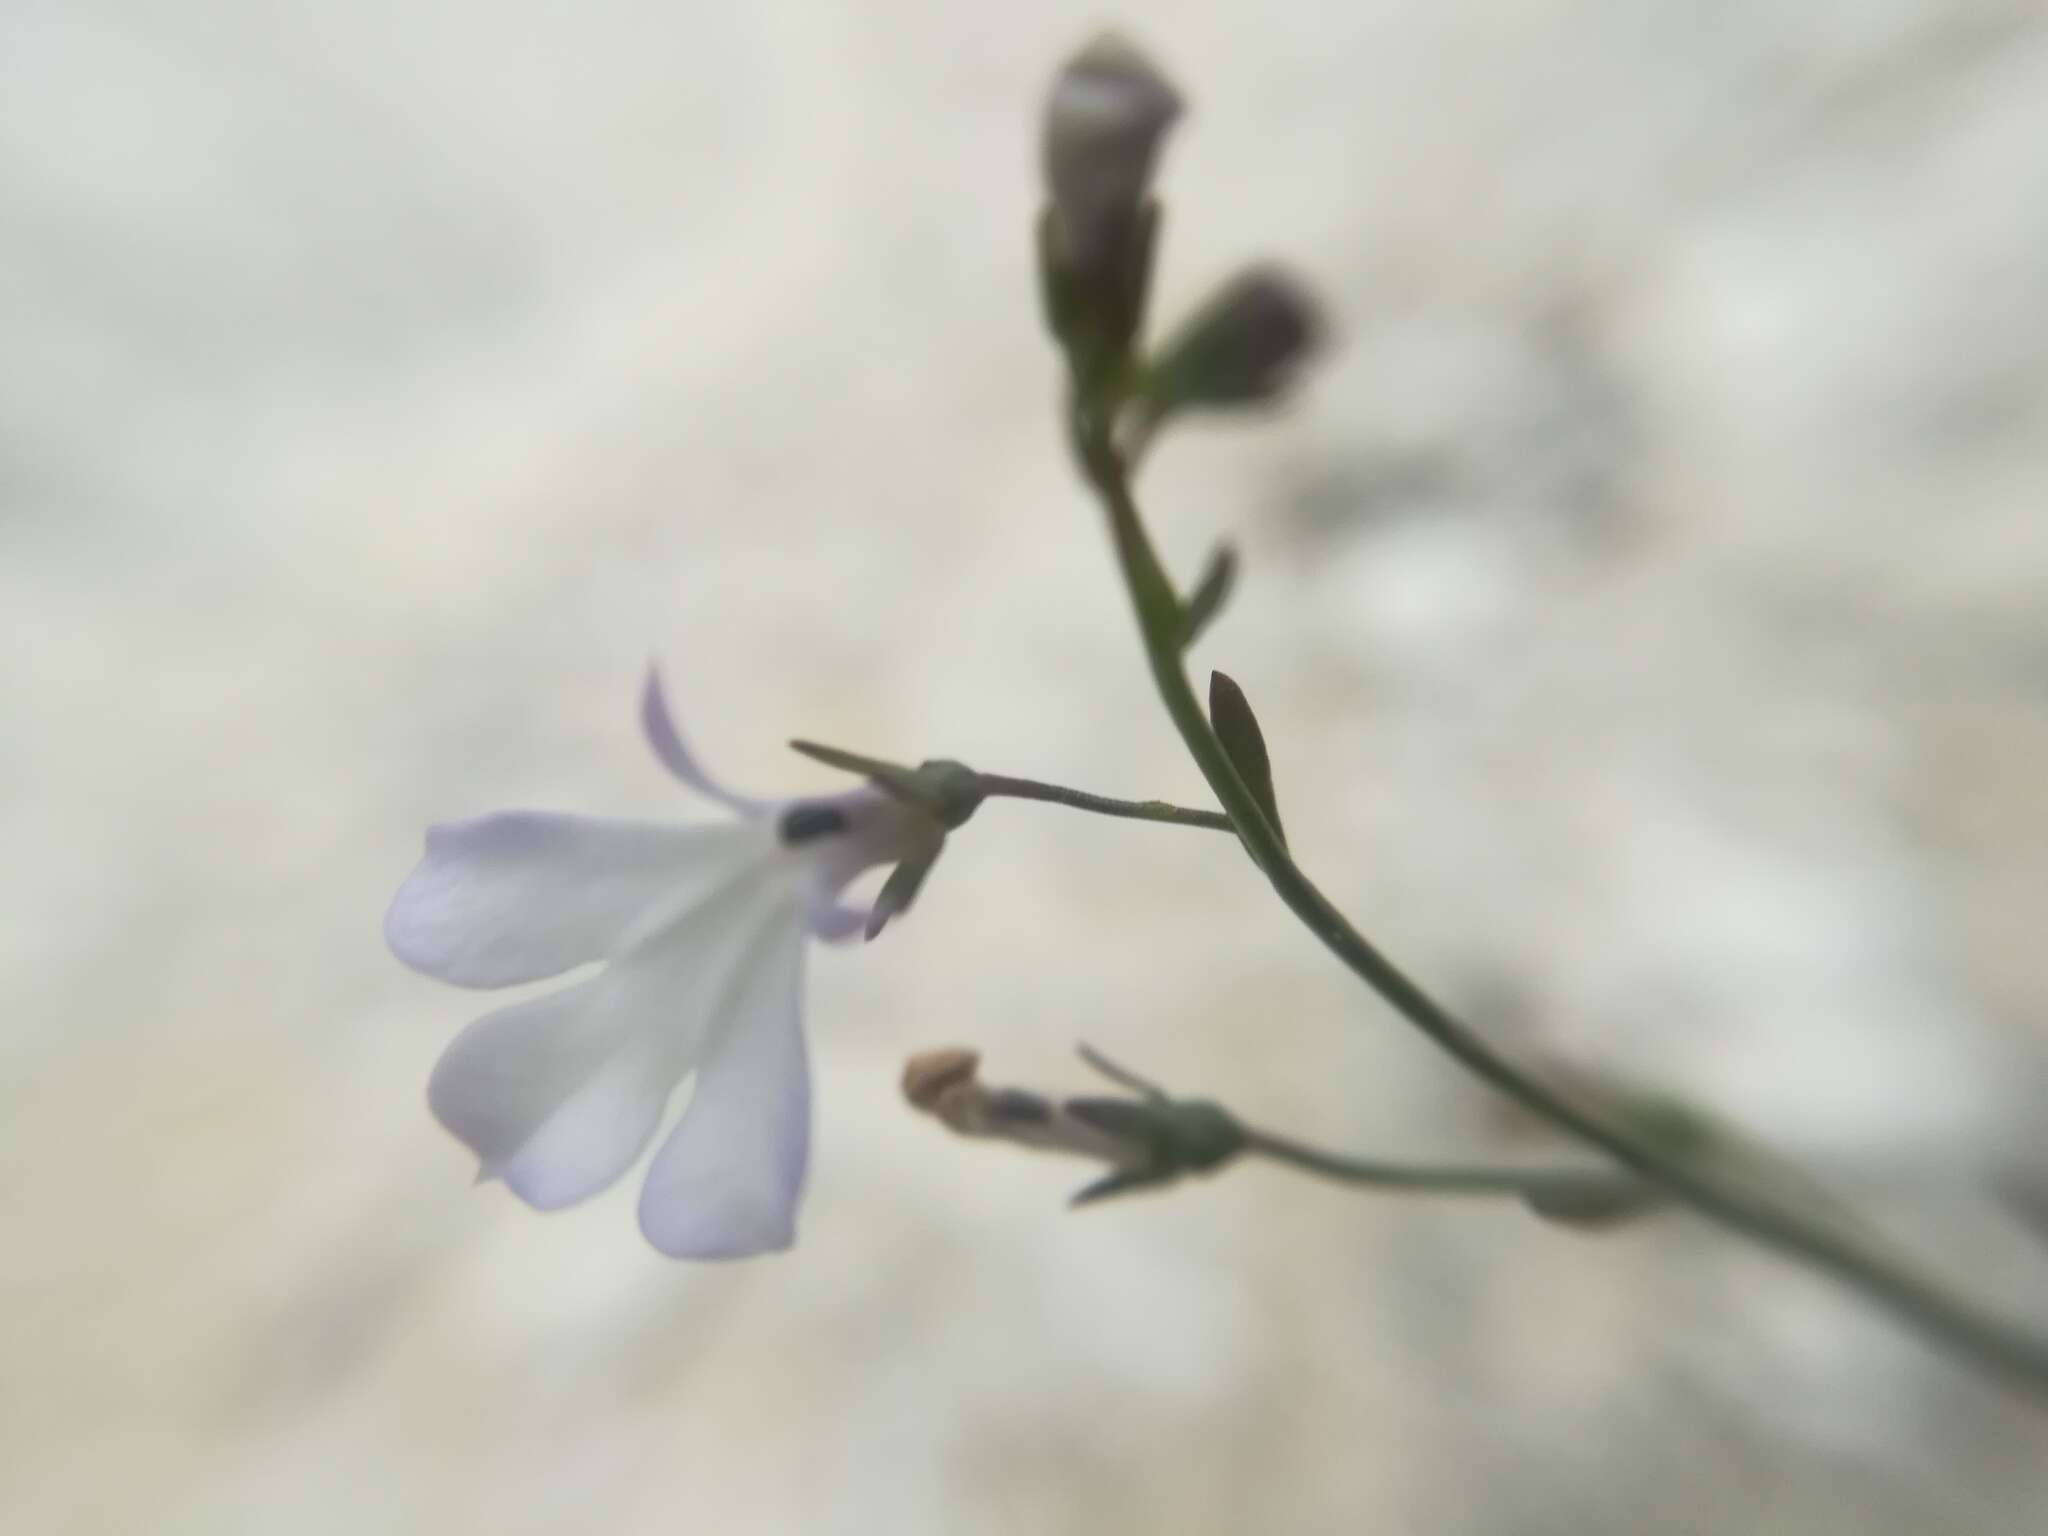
[384, 667, 944, 1258]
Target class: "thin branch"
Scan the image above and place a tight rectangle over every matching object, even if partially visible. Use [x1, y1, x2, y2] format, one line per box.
[976, 772, 1234, 832]
[1076, 1041, 1634, 1203]
[907, 1044, 1640, 1211]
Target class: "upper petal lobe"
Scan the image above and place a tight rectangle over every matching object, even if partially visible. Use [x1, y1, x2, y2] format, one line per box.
[641, 665, 772, 815]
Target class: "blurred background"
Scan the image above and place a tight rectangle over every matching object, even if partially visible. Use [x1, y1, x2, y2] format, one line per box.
[7, 1, 2048, 1529]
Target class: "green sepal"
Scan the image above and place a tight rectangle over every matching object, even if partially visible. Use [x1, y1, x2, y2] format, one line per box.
[787, 741, 984, 830]
[1035, 204, 1082, 350]
[866, 846, 941, 941]
[1063, 1095, 1245, 1205]
[1036, 198, 1162, 411]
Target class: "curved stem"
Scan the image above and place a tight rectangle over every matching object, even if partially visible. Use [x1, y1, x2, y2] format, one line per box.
[978, 773, 1233, 832]
[1072, 414, 2048, 1400]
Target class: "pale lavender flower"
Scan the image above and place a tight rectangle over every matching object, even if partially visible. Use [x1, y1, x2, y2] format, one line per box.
[385, 667, 942, 1258]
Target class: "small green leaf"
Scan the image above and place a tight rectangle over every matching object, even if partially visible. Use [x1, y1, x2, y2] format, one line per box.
[1178, 543, 1237, 649]
[1208, 670, 1284, 843]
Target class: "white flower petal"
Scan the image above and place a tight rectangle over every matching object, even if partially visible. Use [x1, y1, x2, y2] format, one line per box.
[799, 884, 870, 944]
[386, 810, 761, 988]
[640, 664, 771, 815]
[637, 911, 811, 1258]
[427, 975, 669, 1210]
[428, 868, 789, 1211]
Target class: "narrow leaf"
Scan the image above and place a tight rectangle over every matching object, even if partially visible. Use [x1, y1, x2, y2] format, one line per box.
[1177, 543, 1237, 649]
[1208, 670, 1284, 843]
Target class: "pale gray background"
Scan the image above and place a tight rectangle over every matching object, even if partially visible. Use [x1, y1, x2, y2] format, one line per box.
[6, 1, 2048, 1531]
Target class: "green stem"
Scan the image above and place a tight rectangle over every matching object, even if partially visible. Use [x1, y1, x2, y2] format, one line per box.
[978, 773, 1234, 832]
[1073, 1043, 1630, 1205]
[1073, 415, 2048, 1400]
[1238, 1125, 1631, 1201]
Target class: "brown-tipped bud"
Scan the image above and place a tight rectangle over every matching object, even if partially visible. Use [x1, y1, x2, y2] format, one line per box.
[902, 1048, 980, 1116]
[1042, 33, 1183, 280]
[1146, 266, 1324, 415]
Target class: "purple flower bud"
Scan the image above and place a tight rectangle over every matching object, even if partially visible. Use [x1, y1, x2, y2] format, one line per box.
[1042, 32, 1183, 279]
[1148, 266, 1325, 412]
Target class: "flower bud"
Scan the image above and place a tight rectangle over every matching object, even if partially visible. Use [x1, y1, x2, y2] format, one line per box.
[1145, 266, 1324, 414]
[1042, 33, 1183, 279]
